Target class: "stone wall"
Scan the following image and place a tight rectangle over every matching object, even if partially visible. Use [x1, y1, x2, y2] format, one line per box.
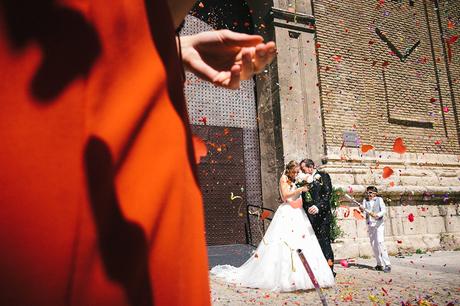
[333, 203, 460, 259]
[313, 0, 460, 154]
[251, 0, 460, 253]
[309, 0, 460, 256]
[323, 146, 460, 258]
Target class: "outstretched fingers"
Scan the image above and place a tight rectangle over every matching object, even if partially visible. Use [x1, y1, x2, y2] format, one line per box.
[253, 41, 276, 74]
[214, 64, 241, 89]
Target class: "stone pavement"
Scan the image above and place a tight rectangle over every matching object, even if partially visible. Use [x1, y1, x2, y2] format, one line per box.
[210, 251, 460, 305]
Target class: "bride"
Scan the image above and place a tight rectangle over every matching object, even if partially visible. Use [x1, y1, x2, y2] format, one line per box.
[211, 161, 335, 292]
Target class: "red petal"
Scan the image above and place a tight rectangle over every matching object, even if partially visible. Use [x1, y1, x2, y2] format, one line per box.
[393, 137, 407, 154]
[448, 35, 459, 44]
[260, 210, 271, 220]
[361, 144, 374, 153]
[408, 213, 415, 222]
[192, 135, 207, 164]
[382, 166, 394, 179]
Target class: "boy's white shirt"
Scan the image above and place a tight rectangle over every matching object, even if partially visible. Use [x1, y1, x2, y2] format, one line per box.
[362, 196, 386, 227]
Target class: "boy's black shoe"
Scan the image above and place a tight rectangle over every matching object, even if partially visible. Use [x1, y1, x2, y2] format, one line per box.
[375, 265, 384, 271]
[383, 266, 391, 273]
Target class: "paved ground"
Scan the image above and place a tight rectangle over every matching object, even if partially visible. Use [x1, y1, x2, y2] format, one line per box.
[210, 251, 460, 305]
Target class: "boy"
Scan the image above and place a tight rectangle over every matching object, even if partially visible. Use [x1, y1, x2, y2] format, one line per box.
[359, 186, 391, 273]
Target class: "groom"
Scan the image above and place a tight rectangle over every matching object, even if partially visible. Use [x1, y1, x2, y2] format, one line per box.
[300, 159, 335, 276]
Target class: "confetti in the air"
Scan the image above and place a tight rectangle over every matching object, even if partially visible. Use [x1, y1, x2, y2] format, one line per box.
[361, 144, 374, 153]
[382, 166, 394, 179]
[230, 192, 243, 201]
[260, 210, 271, 221]
[393, 137, 407, 154]
[408, 213, 415, 222]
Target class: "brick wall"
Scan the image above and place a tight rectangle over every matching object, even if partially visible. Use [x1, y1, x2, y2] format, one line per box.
[313, 0, 460, 154]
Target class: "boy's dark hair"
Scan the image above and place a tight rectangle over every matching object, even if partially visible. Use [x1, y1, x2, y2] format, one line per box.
[366, 186, 378, 193]
[300, 158, 315, 168]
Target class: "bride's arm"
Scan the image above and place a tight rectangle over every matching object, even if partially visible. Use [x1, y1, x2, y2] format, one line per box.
[279, 176, 307, 199]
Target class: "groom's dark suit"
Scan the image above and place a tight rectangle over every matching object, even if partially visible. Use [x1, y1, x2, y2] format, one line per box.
[302, 170, 335, 272]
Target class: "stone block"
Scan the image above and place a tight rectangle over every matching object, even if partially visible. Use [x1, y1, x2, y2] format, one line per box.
[329, 173, 355, 185]
[356, 220, 368, 238]
[358, 242, 374, 257]
[354, 174, 376, 185]
[445, 215, 460, 233]
[385, 240, 399, 255]
[422, 234, 441, 249]
[400, 205, 418, 217]
[388, 206, 403, 218]
[426, 216, 446, 234]
[338, 219, 357, 239]
[399, 169, 436, 177]
[399, 176, 420, 186]
[383, 223, 392, 237]
[416, 205, 430, 217]
[389, 217, 404, 236]
[436, 170, 459, 177]
[402, 217, 427, 235]
[332, 239, 360, 259]
[440, 205, 457, 217]
[397, 235, 425, 250]
[439, 177, 460, 187]
[430, 206, 440, 217]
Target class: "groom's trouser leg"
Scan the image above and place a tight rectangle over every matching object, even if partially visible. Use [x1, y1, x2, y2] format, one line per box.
[313, 222, 334, 271]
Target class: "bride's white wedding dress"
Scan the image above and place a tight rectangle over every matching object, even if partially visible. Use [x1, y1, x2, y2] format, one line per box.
[211, 176, 335, 292]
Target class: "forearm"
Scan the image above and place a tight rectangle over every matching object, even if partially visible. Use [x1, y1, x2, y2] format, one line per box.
[282, 188, 303, 199]
[166, 0, 196, 29]
[376, 201, 386, 218]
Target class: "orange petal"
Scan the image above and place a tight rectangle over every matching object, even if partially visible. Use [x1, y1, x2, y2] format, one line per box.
[361, 144, 374, 153]
[392, 137, 407, 154]
[382, 166, 394, 179]
[192, 135, 207, 164]
[260, 210, 271, 220]
[353, 209, 364, 220]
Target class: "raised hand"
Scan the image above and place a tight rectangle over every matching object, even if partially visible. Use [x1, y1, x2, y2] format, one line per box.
[180, 29, 276, 89]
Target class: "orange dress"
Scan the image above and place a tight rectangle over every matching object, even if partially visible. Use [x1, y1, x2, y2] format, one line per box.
[0, 1, 210, 305]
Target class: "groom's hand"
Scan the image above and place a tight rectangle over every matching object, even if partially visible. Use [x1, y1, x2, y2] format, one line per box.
[308, 205, 319, 215]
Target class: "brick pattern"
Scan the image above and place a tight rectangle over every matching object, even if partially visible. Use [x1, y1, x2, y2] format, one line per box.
[438, 0, 460, 143]
[313, 0, 460, 154]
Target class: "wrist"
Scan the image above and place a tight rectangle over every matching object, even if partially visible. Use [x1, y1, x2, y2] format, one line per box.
[178, 35, 194, 71]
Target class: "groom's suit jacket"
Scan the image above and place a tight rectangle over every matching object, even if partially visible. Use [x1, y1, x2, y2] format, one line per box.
[302, 171, 333, 225]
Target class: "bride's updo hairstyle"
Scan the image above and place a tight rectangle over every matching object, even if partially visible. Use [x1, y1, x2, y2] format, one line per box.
[284, 160, 299, 182]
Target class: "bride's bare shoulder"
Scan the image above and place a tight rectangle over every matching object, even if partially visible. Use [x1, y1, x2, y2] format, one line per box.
[279, 175, 288, 184]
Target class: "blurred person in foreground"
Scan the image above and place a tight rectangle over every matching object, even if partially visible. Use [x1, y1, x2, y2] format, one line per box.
[0, 0, 275, 305]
